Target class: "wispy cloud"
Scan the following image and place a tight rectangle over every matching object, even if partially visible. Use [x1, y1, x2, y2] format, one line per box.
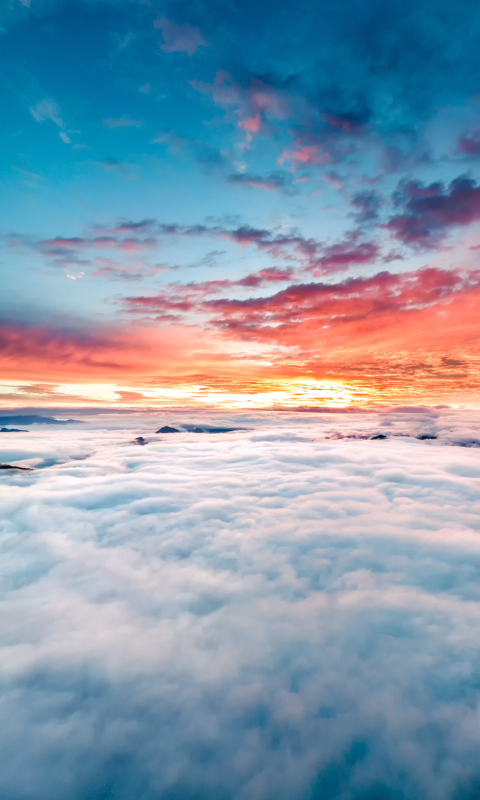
[228, 171, 291, 192]
[103, 117, 143, 129]
[155, 17, 207, 55]
[30, 98, 63, 126]
[30, 97, 71, 143]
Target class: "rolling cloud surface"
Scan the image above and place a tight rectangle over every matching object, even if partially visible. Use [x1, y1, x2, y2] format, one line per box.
[1, 410, 480, 799]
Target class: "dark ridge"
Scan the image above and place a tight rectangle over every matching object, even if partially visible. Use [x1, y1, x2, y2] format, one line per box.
[200, 426, 246, 433]
[156, 426, 180, 433]
[370, 434, 387, 440]
[0, 428, 29, 432]
[181, 424, 248, 433]
[0, 464, 33, 471]
[417, 434, 437, 440]
[133, 436, 147, 445]
[0, 415, 82, 426]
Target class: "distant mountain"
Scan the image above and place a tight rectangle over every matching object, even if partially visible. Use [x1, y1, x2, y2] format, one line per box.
[0, 415, 82, 426]
[156, 426, 180, 433]
[0, 464, 33, 470]
[182, 424, 247, 433]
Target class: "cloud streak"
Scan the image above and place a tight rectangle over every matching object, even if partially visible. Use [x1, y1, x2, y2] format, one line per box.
[6, 217, 381, 279]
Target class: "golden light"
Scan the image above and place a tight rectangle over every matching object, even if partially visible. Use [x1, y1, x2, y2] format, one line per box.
[0, 378, 376, 409]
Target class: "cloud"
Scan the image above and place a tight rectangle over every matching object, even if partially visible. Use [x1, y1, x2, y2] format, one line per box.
[122, 268, 298, 316]
[457, 133, 480, 157]
[311, 236, 379, 275]
[3, 409, 480, 797]
[155, 17, 207, 56]
[195, 265, 480, 367]
[116, 262, 480, 403]
[27, 229, 160, 273]
[30, 98, 63, 126]
[351, 191, 382, 224]
[190, 72, 291, 142]
[9, 218, 369, 277]
[9, 0, 480, 174]
[228, 172, 291, 192]
[279, 141, 331, 168]
[324, 105, 371, 133]
[30, 97, 71, 143]
[6, 214, 480, 400]
[0, 318, 229, 383]
[95, 157, 131, 175]
[92, 258, 168, 281]
[237, 267, 296, 287]
[103, 117, 143, 129]
[11, 215, 383, 281]
[124, 263, 472, 341]
[387, 176, 480, 247]
[153, 131, 226, 170]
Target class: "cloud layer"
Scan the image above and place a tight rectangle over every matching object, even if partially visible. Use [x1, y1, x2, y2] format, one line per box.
[2, 409, 480, 798]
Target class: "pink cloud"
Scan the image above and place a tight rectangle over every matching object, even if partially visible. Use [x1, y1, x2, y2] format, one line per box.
[312, 239, 379, 275]
[238, 114, 262, 134]
[123, 268, 297, 316]
[202, 266, 480, 358]
[114, 264, 480, 398]
[0, 318, 228, 383]
[279, 142, 330, 168]
[191, 72, 290, 141]
[458, 134, 480, 157]
[40, 237, 85, 248]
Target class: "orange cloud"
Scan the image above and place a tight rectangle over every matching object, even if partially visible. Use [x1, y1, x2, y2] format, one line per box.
[3, 263, 480, 406]
[0, 319, 240, 384]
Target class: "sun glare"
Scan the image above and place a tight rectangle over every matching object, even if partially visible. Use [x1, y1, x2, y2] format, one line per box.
[1, 378, 375, 409]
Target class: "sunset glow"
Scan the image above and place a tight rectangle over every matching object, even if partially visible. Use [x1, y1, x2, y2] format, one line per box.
[2, 0, 480, 408]
[0, 377, 374, 408]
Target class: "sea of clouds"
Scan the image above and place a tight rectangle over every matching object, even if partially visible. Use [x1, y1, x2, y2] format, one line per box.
[2, 407, 480, 800]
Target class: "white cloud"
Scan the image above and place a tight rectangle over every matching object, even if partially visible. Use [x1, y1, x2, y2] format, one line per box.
[30, 97, 73, 144]
[103, 117, 143, 129]
[2, 409, 480, 798]
[30, 97, 63, 127]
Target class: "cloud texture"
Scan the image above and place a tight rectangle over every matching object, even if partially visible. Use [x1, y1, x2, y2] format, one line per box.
[2, 409, 480, 799]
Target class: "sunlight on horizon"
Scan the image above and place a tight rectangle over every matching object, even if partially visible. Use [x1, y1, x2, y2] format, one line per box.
[0, 378, 378, 409]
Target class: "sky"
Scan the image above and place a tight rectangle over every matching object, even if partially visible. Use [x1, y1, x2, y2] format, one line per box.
[2, 408, 480, 800]
[3, 0, 480, 407]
